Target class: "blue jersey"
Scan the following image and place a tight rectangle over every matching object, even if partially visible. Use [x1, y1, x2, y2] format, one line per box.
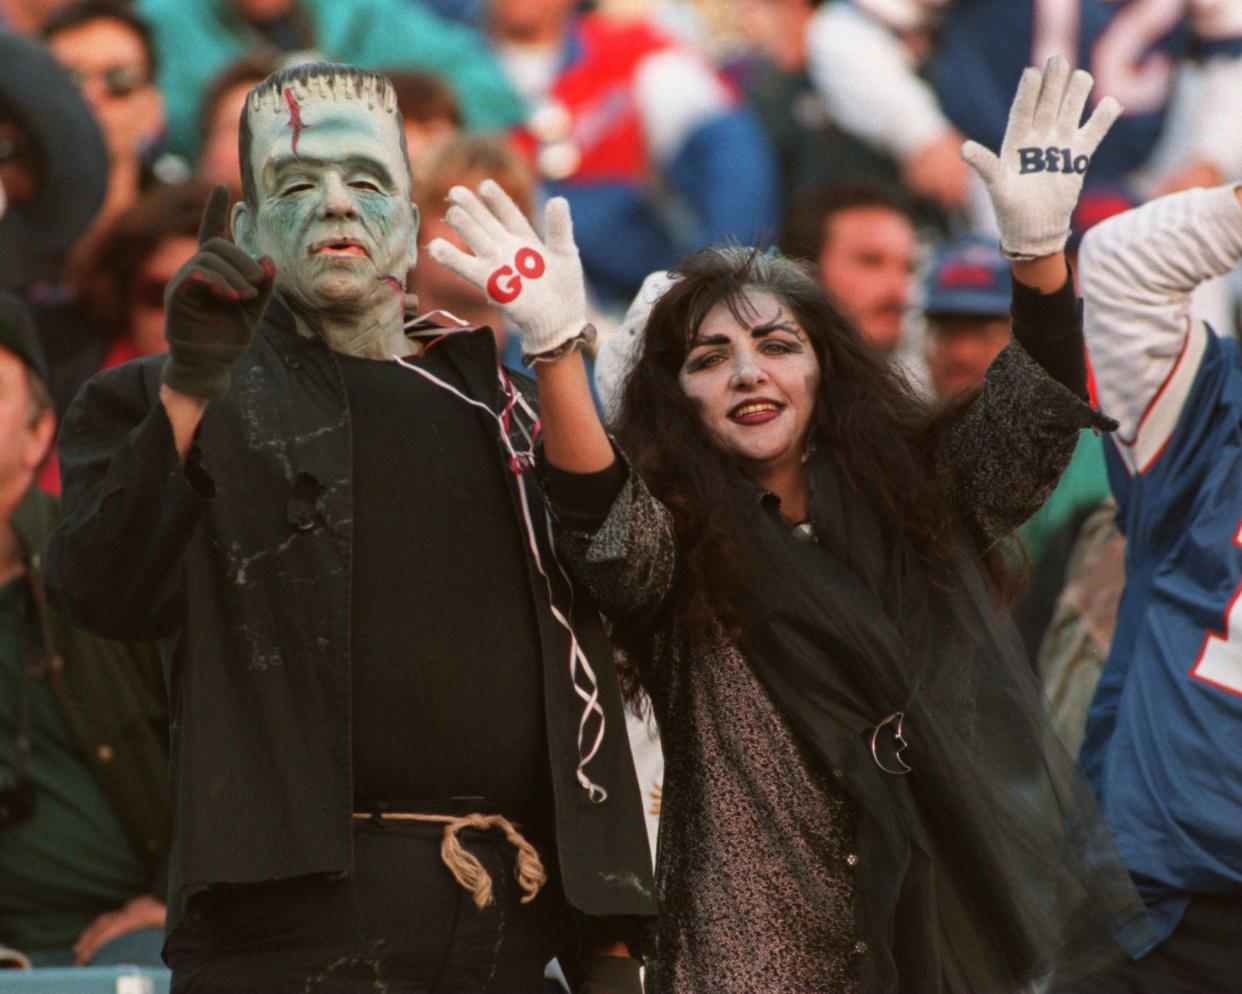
[925, 0, 1242, 182]
[1082, 323, 1242, 950]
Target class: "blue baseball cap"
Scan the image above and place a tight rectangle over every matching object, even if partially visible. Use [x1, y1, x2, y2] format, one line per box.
[923, 235, 1011, 319]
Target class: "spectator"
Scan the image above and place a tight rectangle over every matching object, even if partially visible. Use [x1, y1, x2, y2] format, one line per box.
[805, 1, 1242, 223]
[729, 0, 910, 220]
[45, 63, 653, 992]
[87, 182, 212, 362]
[488, 0, 780, 308]
[196, 56, 279, 195]
[780, 182, 917, 359]
[136, 0, 524, 162]
[0, 293, 170, 969]
[384, 68, 462, 178]
[920, 234, 1012, 402]
[40, 181, 213, 421]
[1035, 497, 1124, 754]
[428, 57, 1147, 991]
[411, 133, 610, 412]
[0, 31, 107, 294]
[410, 133, 532, 350]
[42, 1, 167, 282]
[1064, 182, 1242, 994]
[0, 0, 75, 33]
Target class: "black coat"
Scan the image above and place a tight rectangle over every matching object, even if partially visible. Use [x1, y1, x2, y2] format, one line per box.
[44, 302, 655, 933]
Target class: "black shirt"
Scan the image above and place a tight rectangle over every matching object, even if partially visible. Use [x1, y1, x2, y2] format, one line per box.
[338, 347, 552, 831]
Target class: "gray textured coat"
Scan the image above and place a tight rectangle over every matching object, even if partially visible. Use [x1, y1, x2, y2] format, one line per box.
[556, 344, 1110, 994]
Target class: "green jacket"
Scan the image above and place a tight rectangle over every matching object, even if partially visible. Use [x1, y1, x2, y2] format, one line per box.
[11, 487, 171, 899]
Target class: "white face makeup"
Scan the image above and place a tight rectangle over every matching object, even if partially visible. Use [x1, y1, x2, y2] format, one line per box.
[678, 290, 821, 487]
[232, 80, 418, 316]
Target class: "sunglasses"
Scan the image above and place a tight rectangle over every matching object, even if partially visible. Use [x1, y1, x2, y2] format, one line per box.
[69, 64, 149, 99]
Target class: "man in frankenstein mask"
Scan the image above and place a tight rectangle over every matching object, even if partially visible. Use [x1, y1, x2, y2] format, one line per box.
[45, 62, 652, 994]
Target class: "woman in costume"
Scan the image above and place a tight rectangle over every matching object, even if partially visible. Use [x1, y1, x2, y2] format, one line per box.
[430, 58, 1152, 993]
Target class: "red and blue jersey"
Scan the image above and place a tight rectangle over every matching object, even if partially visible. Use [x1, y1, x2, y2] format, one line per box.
[510, 14, 779, 308]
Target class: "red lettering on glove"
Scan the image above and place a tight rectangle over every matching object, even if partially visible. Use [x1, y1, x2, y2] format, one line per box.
[515, 247, 545, 278]
[486, 248, 546, 303]
[487, 265, 521, 303]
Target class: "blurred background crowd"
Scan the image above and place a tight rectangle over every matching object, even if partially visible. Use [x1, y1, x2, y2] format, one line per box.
[0, 0, 1240, 977]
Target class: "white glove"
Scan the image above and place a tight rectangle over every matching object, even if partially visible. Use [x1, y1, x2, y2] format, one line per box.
[961, 56, 1122, 260]
[428, 179, 588, 361]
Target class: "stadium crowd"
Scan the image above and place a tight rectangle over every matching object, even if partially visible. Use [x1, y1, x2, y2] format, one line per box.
[0, 0, 1240, 992]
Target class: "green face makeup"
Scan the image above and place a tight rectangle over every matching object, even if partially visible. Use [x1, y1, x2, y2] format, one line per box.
[233, 84, 418, 317]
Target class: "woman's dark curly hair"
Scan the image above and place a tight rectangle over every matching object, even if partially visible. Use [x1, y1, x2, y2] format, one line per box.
[612, 246, 991, 636]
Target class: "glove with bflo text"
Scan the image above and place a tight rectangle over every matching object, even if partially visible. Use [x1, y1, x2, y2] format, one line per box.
[161, 183, 275, 400]
[961, 56, 1122, 260]
[428, 179, 589, 363]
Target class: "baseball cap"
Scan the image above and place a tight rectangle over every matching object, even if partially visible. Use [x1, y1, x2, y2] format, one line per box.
[0, 292, 49, 382]
[923, 235, 1011, 319]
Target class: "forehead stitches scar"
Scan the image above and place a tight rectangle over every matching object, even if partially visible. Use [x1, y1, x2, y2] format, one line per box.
[284, 88, 305, 155]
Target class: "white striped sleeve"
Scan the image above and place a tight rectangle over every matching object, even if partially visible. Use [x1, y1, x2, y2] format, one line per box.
[1078, 184, 1242, 474]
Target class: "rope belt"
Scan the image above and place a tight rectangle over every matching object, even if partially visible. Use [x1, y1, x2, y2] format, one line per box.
[352, 811, 546, 909]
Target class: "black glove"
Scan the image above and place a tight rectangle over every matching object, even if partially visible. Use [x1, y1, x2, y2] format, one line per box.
[160, 183, 275, 399]
[578, 954, 642, 994]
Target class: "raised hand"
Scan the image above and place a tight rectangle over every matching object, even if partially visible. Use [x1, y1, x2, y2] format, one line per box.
[160, 183, 276, 399]
[961, 56, 1122, 260]
[428, 179, 588, 363]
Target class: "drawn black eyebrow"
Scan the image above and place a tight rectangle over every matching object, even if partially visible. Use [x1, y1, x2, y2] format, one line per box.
[750, 319, 801, 339]
[746, 302, 798, 335]
[687, 333, 731, 348]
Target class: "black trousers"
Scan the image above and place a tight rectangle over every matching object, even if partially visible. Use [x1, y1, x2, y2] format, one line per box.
[167, 818, 572, 994]
[1053, 894, 1242, 994]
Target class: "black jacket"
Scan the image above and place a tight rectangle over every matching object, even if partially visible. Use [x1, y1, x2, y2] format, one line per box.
[43, 302, 655, 933]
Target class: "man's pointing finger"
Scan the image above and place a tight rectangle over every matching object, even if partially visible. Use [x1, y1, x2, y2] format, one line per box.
[197, 182, 232, 246]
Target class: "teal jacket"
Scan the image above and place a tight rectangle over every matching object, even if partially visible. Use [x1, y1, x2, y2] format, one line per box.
[12, 488, 171, 899]
[138, 0, 526, 160]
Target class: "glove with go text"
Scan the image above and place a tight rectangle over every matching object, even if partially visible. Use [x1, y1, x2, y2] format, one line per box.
[428, 179, 589, 363]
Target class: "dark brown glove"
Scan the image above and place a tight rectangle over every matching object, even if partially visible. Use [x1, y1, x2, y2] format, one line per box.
[160, 183, 275, 399]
